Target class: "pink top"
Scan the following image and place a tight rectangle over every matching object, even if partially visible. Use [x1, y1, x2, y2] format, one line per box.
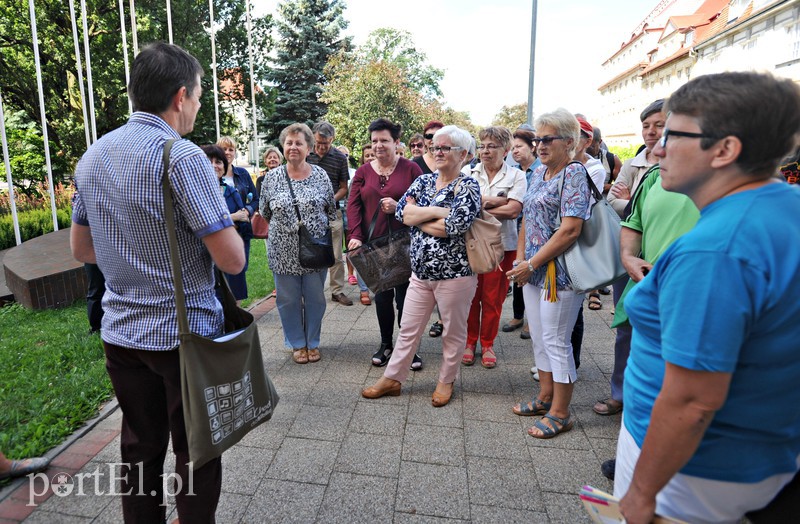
[347, 157, 422, 242]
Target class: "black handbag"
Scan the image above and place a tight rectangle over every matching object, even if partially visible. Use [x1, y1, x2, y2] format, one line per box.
[162, 139, 279, 469]
[284, 170, 335, 270]
[345, 206, 411, 294]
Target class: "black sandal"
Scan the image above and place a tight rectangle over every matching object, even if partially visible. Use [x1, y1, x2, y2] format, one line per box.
[428, 321, 443, 338]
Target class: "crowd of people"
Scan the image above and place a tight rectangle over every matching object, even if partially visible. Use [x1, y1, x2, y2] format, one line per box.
[55, 40, 800, 523]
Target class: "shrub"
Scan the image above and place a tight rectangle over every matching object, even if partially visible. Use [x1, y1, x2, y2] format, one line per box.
[609, 145, 641, 163]
[0, 208, 71, 250]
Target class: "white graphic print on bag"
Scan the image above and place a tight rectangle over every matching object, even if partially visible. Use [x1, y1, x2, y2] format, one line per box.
[203, 371, 270, 444]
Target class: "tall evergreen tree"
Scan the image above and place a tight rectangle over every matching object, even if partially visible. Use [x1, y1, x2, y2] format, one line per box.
[264, 0, 351, 141]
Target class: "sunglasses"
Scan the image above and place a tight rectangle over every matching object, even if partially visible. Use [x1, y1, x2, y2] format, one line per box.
[410, 142, 424, 148]
[424, 133, 436, 140]
[532, 136, 565, 146]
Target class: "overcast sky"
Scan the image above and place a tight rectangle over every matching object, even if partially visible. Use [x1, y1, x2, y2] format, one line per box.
[253, 0, 652, 126]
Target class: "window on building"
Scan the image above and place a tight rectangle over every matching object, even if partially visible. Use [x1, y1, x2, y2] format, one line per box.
[684, 29, 695, 45]
[791, 23, 800, 60]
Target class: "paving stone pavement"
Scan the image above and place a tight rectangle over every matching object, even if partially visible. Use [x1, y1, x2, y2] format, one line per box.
[6, 288, 622, 523]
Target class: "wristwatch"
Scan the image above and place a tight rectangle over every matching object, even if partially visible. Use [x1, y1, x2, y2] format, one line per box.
[527, 260, 535, 273]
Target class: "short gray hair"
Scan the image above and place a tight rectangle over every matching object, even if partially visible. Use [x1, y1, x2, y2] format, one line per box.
[433, 125, 471, 151]
[263, 145, 284, 164]
[312, 121, 335, 138]
[534, 108, 580, 156]
[279, 123, 315, 150]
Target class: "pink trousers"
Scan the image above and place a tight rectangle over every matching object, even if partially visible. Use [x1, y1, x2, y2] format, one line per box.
[384, 274, 477, 384]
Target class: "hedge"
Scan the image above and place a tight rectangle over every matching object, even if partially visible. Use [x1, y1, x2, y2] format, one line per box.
[0, 208, 71, 250]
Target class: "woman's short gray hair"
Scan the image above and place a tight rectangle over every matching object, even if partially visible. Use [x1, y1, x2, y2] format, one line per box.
[433, 125, 472, 151]
[534, 108, 580, 155]
[263, 145, 284, 164]
[279, 123, 315, 150]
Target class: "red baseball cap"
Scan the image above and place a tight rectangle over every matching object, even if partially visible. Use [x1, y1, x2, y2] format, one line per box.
[577, 117, 593, 138]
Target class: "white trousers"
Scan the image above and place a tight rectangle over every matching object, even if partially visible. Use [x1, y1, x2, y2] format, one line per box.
[614, 419, 799, 524]
[522, 284, 583, 383]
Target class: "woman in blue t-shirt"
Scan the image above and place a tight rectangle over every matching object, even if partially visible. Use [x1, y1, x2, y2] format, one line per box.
[616, 72, 800, 524]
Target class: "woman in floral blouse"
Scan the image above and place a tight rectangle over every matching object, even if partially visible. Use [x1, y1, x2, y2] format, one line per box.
[259, 123, 337, 364]
[362, 125, 481, 407]
[506, 108, 591, 439]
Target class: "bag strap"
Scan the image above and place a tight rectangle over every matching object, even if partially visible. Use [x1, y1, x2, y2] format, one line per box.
[161, 139, 237, 337]
[554, 161, 604, 229]
[283, 167, 304, 225]
[160, 138, 192, 336]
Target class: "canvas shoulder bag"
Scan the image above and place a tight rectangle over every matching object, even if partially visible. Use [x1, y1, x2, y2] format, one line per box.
[162, 139, 279, 469]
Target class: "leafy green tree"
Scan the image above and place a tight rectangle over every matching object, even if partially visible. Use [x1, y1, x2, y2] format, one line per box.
[491, 102, 528, 131]
[263, 0, 351, 141]
[322, 55, 429, 152]
[360, 28, 443, 99]
[0, 0, 272, 196]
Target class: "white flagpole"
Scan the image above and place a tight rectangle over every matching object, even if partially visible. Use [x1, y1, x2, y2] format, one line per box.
[0, 89, 22, 245]
[209, 0, 220, 141]
[28, 0, 59, 231]
[80, 0, 97, 143]
[68, 0, 91, 150]
[245, 0, 259, 171]
[166, 0, 173, 44]
[118, 0, 132, 115]
[129, 0, 139, 55]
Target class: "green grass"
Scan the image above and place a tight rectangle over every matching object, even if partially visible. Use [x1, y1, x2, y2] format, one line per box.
[241, 238, 275, 308]
[0, 245, 272, 469]
[0, 301, 113, 460]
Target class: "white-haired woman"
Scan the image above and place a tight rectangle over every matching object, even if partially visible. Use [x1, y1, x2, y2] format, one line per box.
[506, 108, 591, 438]
[362, 125, 481, 407]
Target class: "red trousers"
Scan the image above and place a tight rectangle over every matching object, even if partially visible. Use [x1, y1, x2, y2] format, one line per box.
[466, 250, 516, 348]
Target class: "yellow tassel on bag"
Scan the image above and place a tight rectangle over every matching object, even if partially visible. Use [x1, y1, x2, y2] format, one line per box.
[543, 260, 559, 302]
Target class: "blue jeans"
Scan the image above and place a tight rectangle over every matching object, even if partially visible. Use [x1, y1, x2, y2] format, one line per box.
[356, 273, 369, 292]
[274, 270, 327, 350]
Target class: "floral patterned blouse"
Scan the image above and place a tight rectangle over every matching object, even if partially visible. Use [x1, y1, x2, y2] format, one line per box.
[523, 162, 591, 290]
[396, 172, 481, 281]
[259, 164, 337, 275]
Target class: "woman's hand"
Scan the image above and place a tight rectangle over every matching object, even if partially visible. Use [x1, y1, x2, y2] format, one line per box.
[506, 260, 533, 287]
[232, 209, 249, 222]
[610, 182, 631, 200]
[380, 198, 398, 214]
[619, 486, 657, 524]
[347, 239, 362, 250]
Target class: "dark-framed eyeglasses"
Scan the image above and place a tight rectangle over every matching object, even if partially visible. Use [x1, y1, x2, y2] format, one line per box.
[423, 133, 435, 140]
[476, 144, 502, 151]
[532, 136, 565, 146]
[410, 142, 424, 148]
[430, 146, 463, 154]
[658, 128, 718, 148]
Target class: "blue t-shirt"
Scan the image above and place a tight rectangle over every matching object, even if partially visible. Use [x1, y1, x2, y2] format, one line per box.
[624, 182, 800, 483]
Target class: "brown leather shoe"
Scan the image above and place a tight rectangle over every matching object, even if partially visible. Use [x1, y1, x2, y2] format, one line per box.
[361, 377, 401, 399]
[332, 293, 353, 306]
[431, 381, 454, 407]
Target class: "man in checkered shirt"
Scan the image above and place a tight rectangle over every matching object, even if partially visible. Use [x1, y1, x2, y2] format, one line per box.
[71, 43, 244, 522]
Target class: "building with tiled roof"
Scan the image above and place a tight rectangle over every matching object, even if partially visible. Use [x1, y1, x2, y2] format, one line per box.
[597, 0, 800, 147]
